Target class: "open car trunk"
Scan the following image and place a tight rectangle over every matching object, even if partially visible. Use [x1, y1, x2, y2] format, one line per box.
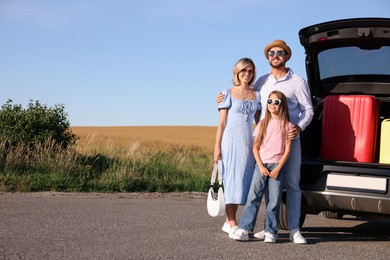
[279, 18, 390, 230]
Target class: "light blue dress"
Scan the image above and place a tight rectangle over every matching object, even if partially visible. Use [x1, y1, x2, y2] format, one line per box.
[218, 89, 261, 205]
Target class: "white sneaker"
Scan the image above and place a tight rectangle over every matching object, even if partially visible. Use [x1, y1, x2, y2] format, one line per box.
[253, 230, 265, 239]
[228, 226, 239, 239]
[289, 229, 307, 244]
[222, 222, 231, 233]
[229, 227, 249, 241]
[264, 232, 277, 243]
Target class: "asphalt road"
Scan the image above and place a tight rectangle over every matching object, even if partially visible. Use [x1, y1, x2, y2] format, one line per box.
[0, 192, 389, 260]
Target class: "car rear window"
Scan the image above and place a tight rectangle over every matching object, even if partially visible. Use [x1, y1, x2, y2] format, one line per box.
[318, 46, 390, 80]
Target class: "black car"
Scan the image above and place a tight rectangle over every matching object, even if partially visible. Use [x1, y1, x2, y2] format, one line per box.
[279, 17, 390, 229]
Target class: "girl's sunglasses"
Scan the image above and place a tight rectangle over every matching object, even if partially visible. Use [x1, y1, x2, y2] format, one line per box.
[267, 98, 281, 106]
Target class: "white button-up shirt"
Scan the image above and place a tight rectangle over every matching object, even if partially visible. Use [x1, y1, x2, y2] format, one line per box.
[254, 68, 314, 134]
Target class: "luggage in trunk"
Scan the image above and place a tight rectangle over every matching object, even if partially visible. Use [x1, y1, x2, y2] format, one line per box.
[380, 119, 390, 164]
[320, 95, 380, 162]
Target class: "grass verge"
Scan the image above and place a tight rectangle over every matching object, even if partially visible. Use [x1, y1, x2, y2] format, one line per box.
[0, 140, 213, 192]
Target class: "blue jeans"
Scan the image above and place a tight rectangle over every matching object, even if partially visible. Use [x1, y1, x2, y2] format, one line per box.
[265, 138, 302, 231]
[284, 138, 302, 231]
[239, 163, 284, 234]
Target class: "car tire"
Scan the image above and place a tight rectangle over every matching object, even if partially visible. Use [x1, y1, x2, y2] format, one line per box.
[278, 198, 306, 230]
[322, 211, 344, 219]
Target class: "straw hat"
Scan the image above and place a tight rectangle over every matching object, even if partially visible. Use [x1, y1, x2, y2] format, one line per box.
[264, 39, 292, 60]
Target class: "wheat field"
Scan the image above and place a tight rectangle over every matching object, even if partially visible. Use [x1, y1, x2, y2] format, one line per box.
[0, 126, 217, 192]
[71, 126, 217, 154]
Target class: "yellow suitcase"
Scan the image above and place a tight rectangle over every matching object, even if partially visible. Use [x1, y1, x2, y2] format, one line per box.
[380, 119, 390, 164]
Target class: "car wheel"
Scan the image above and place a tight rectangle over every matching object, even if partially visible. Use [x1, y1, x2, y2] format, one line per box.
[279, 200, 289, 230]
[278, 198, 306, 230]
[322, 211, 344, 219]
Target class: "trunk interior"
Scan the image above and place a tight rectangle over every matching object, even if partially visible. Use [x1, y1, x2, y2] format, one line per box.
[301, 95, 390, 164]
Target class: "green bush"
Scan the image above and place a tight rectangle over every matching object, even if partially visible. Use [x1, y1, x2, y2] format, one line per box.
[0, 99, 77, 148]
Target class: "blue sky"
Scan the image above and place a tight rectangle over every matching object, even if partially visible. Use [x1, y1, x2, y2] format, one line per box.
[0, 0, 389, 126]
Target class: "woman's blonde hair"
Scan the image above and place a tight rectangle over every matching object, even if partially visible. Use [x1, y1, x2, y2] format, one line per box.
[232, 58, 256, 87]
[255, 90, 290, 147]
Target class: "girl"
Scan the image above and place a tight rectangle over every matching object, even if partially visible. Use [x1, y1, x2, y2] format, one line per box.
[231, 90, 292, 242]
[214, 58, 261, 239]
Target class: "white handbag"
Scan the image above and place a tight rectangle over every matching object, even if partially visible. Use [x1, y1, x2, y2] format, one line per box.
[207, 160, 226, 217]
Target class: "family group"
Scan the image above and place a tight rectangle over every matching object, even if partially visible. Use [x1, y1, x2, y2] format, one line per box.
[214, 39, 314, 244]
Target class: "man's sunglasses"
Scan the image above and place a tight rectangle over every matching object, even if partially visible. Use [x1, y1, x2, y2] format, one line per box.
[267, 98, 281, 106]
[268, 50, 284, 57]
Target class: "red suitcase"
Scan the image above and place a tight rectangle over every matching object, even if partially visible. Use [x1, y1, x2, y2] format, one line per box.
[320, 95, 380, 162]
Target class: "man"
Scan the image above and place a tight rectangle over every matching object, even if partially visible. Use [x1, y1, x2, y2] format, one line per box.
[218, 40, 313, 244]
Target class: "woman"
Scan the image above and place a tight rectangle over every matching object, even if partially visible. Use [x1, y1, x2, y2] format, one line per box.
[214, 58, 261, 239]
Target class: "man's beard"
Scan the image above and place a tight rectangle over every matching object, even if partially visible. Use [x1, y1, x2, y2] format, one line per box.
[269, 60, 285, 69]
